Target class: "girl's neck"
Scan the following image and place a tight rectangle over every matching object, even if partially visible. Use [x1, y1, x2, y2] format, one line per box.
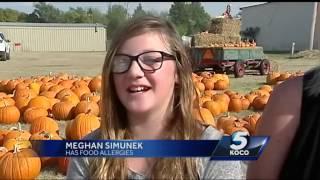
[128, 105, 173, 140]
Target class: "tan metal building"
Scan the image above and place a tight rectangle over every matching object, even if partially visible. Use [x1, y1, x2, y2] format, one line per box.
[0, 22, 107, 52]
[240, 2, 319, 52]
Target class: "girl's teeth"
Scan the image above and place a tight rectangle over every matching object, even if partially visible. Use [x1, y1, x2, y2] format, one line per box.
[129, 86, 149, 92]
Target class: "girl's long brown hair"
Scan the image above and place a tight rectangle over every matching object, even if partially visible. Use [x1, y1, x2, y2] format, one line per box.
[89, 15, 203, 179]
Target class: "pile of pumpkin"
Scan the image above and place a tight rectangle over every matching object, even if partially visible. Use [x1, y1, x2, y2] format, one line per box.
[266, 70, 304, 85]
[0, 72, 102, 179]
[216, 112, 261, 136]
[192, 71, 272, 134]
[192, 72, 230, 91]
[211, 40, 257, 48]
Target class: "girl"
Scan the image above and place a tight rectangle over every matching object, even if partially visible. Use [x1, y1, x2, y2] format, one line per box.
[67, 15, 244, 180]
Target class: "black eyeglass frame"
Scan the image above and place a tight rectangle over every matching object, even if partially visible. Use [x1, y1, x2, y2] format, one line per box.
[112, 50, 176, 74]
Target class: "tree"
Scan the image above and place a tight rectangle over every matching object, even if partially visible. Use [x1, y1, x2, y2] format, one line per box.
[168, 2, 211, 36]
[106, 4, 128, 39]
[63, 7, 91, 23]
[32, 2, 64, 23]
[187, 2, 211, 34]
[0, 8, 22, 22]
[132, 3, 146, 19]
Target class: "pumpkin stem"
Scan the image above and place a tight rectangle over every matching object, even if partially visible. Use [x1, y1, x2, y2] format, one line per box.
[0, 147, 8, 153]
[86, 109, 92, 115]
[2, 98, 7, 107]
[18, 122, 21, 131]
[13, 144, 21, 153]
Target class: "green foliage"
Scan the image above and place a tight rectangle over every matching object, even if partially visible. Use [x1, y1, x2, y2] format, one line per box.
[32, 2, 64, 23]
[168, 2, 211, 36]
[0, 2, 212, 39]
[106, 4, 129, 40]
[0, 8, 24, 22]
[132, 3, 147, 19]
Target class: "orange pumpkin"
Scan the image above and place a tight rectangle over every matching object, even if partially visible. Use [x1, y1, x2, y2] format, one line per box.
[0, 146, 41, 180]
[71, 85, 91, 99]
[241, 97, 250, 110]
[14, 96, 31, 114]
[23, 107, 48, 124]
[203, 90, 216, 97]
[243, 113, 261, 135]
[39, 90, 57, 99]
[0, 103, 20, 124]
[228, 94, 243, 112]
[192, 107, 215, 127]
[27, 96, 51, 110]
[56, 88, 77, 100]
[3, 124, 31, 142]
[259, 85, 273, 93]
[244, 93, 258, 104]
[0, 129, 9, 146]
[81, 92, 101, 103]
[61, 94, 80, 106]
[30, 117, 59, 135]
[70, 113, 101, 140]
[52, 101, 75, 120]
[58, 80, 75, 89]
[277, 72, 292, 81]
[3, 138, 32, 151]
[222, 119, 249, 135]
[88, 77, 102, 93]
[252, 95, 269, 111]
[0, 97, 15, 108]
[214, 80, 229, 90]
[194, 82, 205, 93]
[73, 98, 100, 117]
[203, 101, 221, 117]
[216, 114, 238, 130]
[266, 71, 281, 85]
[65, 120, 73, 140]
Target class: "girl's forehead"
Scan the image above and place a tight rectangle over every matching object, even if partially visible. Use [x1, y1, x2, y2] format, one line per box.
[118, 32, 172, 55]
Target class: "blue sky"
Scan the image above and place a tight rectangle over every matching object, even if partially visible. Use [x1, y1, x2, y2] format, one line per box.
[0, 2, 265, 17]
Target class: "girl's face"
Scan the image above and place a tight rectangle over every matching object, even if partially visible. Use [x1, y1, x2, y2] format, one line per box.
[112, 32, 178, 116]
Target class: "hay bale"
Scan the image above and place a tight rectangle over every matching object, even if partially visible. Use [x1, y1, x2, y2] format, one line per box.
[192, 33, 241, 46]
[208, 18, 241, 36]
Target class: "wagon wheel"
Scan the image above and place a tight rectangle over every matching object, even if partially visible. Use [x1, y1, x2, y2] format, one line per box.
[234, 61, 245, 78]
[259, 59, 271, 75]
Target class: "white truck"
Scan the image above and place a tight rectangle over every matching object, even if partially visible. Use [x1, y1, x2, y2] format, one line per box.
[0, 32, 11, 61]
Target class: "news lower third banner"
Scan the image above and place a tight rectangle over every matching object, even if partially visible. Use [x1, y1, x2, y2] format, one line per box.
[33, 132, 269, 160]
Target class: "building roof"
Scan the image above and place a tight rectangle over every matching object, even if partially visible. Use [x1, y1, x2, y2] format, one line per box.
[240, 2, 269, 10]
[0, 22, 107, 28]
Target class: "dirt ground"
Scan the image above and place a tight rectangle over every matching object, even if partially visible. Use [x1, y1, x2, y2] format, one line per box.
[0, 51, 320, 179]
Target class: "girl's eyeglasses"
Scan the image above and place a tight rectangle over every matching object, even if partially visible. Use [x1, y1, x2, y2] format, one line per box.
[112, 51, 176, 74]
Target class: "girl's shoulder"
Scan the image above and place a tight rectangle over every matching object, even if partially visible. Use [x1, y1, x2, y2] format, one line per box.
[82, 128, 101, 140]
[200, 125, 224, 140]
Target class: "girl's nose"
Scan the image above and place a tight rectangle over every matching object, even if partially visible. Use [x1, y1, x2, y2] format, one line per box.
[126, 60, 144, 79]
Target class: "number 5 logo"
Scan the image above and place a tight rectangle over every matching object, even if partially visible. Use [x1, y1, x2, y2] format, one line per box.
[230, 131, 249, 150]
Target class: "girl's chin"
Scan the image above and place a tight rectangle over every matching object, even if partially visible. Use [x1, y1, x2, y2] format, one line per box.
[125, 106, 152, 114]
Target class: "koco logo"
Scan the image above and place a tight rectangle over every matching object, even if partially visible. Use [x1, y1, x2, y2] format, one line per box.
[229, 131, 250, 156]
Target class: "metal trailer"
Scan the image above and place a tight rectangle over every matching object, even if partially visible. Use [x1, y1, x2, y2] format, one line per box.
[190, 46, 271, 78]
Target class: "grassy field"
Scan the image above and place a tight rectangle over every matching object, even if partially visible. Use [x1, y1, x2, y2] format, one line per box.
[0, 51, 319, 179]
